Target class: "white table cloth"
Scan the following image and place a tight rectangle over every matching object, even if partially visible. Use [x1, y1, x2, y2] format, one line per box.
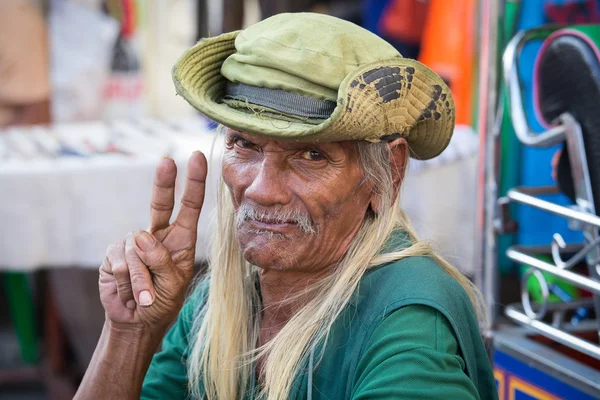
[0, 118, 222, 270]
[0, 121, 477, 273]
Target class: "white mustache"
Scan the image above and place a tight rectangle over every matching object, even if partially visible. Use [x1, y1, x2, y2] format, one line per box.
[235, 203, 317, 235]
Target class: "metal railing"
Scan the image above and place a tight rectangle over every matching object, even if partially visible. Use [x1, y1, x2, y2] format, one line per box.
[495, 28, 600, 361]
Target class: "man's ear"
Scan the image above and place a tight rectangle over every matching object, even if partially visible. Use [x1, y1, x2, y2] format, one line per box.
[389, 137, 408, 190]
[369, 137, 408, 214]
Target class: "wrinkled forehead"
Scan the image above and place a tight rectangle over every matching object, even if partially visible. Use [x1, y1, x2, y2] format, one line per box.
[223, 126, 362, 153]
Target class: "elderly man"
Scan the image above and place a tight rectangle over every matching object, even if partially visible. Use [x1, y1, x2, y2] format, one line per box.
[76, 13, 497, 400]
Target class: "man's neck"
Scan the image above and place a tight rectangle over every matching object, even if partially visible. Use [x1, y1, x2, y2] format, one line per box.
[257, 267, 329, 338]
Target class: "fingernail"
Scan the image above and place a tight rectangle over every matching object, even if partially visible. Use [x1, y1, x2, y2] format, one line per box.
[163, 155, 173, 161]
[126, 299, 136, 310]
[135, 231, 155, 252]
[139, 290, 153, 306]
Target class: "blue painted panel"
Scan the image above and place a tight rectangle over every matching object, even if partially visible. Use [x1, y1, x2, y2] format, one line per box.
[494, 349, 598, 400]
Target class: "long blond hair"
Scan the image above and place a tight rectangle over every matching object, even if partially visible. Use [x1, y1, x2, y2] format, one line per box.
[187, 134, 485, 400]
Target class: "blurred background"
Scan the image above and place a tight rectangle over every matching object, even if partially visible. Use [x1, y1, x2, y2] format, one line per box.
[1, 0, 600, 399]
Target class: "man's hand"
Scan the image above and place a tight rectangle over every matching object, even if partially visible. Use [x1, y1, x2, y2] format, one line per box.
[99, 151, 208, 331]
[75, 152, 208, 400]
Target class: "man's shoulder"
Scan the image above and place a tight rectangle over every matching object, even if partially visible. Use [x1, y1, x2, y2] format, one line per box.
[350, 256, 489, 392]
[354, 255, 474, 327]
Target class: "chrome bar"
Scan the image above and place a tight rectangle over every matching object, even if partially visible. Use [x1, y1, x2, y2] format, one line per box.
[507, 248, 600, 294]
[507, 188, 600, 228]
[562, 114, 596, 216]
[551, 233, 600, 270]
[521, 268, 549, 320]
[561, 113, 600, 339]
[505, 306, 600, 360]
[503, 26, 567, 148]
[475, 0, 504, 346]
[513, 243, 584, 255]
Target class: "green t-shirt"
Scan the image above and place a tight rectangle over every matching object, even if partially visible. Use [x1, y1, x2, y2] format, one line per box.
[142, 233, 497, 399]
[143, 298, 480, 399]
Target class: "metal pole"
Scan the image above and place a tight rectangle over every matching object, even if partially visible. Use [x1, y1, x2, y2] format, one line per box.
[507, 188, 600, 228]
[506, 249, 600, 294]
[505, 306, 600, 360]
[475, 0, 504, 353]
[196, 0, 209, 39]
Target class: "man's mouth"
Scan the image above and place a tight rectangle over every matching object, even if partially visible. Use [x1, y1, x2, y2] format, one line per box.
[235, 202, 317, 235]
[245, 218, 298, 234]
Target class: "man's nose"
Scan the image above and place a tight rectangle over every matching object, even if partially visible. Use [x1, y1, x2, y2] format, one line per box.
[243, 157, 293, 207]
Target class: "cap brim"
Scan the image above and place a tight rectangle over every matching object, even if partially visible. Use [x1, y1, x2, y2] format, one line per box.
[173, 33, 455, 160]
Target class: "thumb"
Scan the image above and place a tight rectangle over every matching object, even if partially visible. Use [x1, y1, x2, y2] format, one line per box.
[134, 230, 176, 275]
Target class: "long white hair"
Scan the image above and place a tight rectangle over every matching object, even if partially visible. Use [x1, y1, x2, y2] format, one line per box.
[187, 132, 485, 400]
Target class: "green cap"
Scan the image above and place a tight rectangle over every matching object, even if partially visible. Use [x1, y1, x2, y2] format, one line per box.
[173, 13, 455, 159]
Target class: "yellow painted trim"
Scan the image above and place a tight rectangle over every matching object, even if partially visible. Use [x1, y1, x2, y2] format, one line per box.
[494, 368, 506, 400]
[508, 376, 561, 400]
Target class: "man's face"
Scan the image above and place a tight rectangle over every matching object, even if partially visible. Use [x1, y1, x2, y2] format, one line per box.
[222, 128, 375, 272]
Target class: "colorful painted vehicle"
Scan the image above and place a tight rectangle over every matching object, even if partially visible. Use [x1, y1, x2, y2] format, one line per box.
[480, 21, 600, 400]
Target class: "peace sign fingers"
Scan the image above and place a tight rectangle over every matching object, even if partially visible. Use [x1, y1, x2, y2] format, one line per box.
[174, 151, 208, 232]
[149, 157, 177, 232]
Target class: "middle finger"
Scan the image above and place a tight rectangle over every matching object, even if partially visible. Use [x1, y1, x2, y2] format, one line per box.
[149, 157, 177, 232]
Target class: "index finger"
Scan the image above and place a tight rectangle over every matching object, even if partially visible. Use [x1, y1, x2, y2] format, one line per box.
[174, 151, 208, 231]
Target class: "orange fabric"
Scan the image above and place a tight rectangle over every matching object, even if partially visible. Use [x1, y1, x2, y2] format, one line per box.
[379, 0, 430, 45]
[418, 0, 475, 125]
[0, 0, 50, 127]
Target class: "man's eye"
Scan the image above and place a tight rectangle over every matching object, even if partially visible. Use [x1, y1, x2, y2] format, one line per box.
[234, 137, 254, 149]
[301, 149, 325, 161]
